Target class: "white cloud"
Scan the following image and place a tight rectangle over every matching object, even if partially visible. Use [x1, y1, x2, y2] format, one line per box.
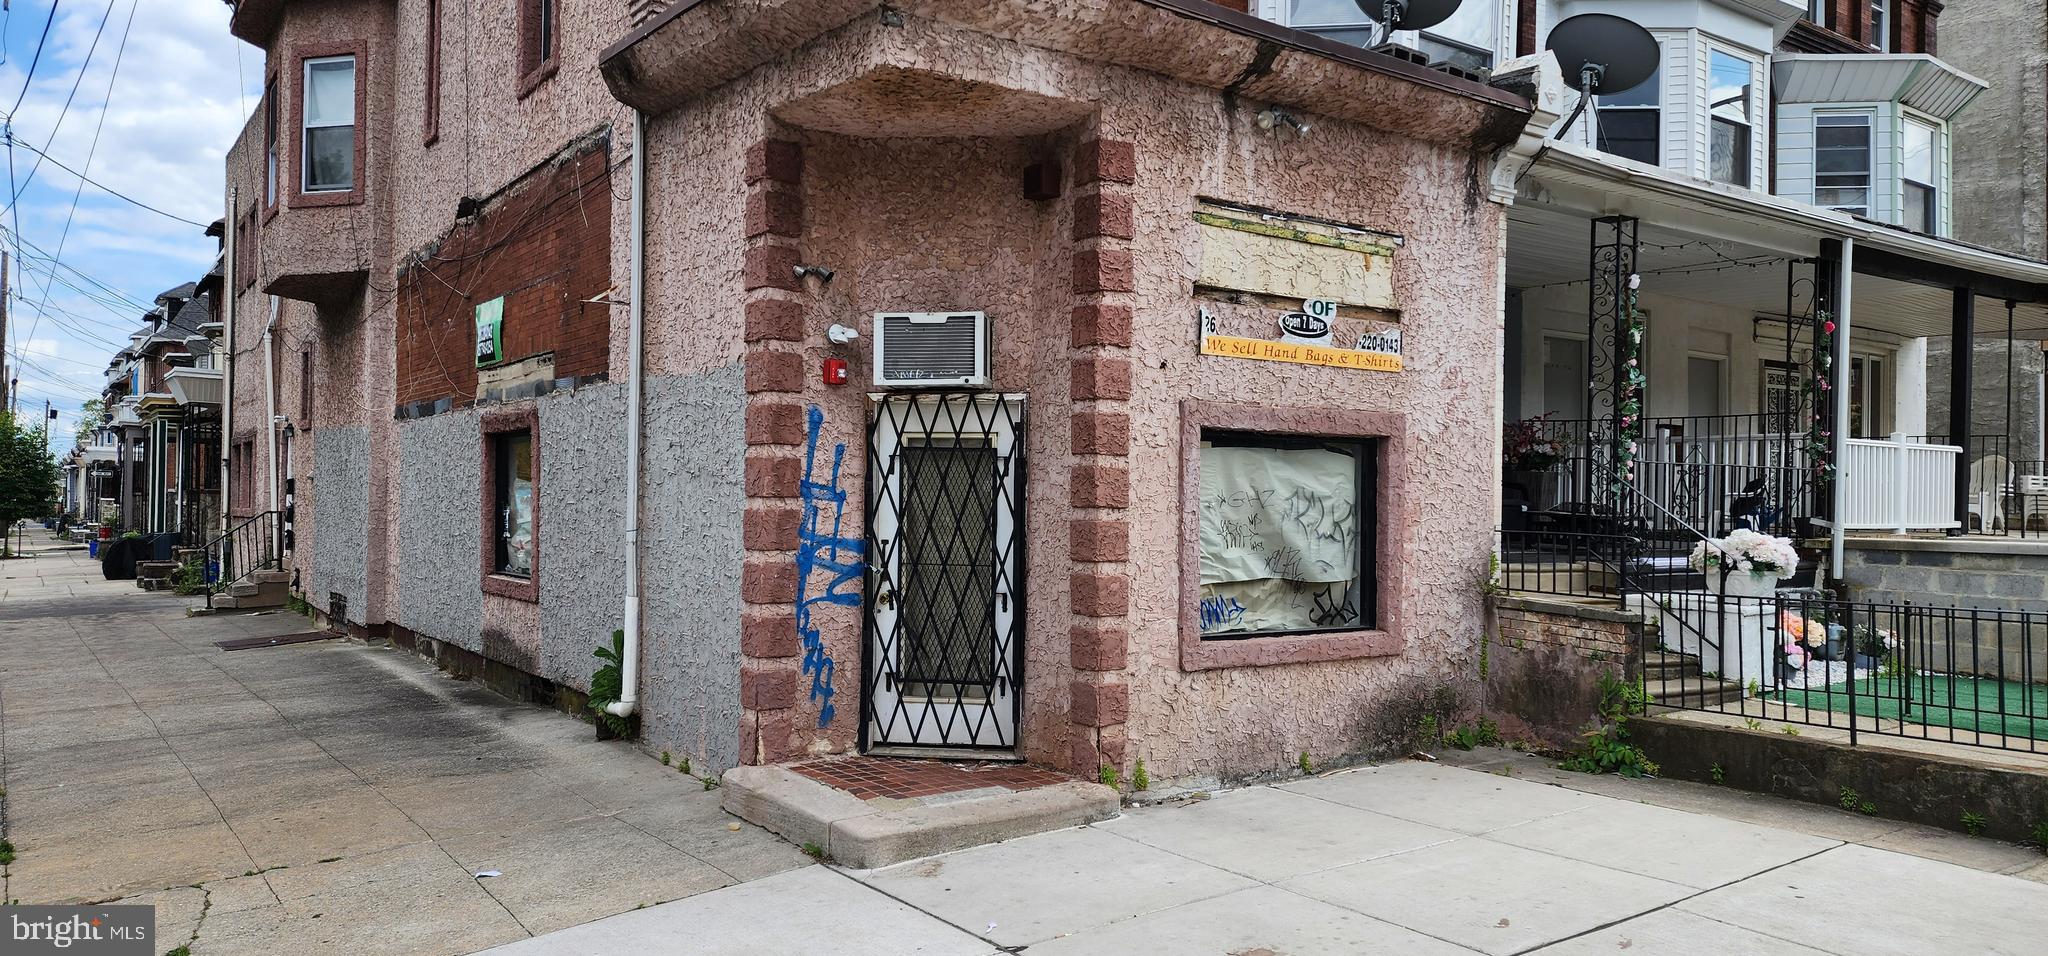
[1, 0, 256, 432]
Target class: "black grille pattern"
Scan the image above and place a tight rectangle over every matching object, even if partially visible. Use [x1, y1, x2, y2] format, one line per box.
[862, 393, 1026, 750]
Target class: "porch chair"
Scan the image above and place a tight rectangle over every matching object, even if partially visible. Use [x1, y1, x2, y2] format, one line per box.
[1967, 454, 2012, 534]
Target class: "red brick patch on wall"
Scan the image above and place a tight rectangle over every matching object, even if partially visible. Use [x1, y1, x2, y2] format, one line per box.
[396, 142, 613, 409]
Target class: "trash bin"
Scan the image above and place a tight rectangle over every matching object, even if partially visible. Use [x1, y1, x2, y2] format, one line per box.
[88, 539, 100, 559]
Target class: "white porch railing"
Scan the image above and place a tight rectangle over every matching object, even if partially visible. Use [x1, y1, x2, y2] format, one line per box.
[1838, 434, 1961, 532]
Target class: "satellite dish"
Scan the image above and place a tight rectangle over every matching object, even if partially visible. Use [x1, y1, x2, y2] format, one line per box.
[1351, 0, 1464, 35]
[1545, 13, 1660, 97]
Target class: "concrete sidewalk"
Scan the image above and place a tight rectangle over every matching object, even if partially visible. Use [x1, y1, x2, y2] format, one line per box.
[0, 527, 807, 954]
[484, 758, 2048, 955]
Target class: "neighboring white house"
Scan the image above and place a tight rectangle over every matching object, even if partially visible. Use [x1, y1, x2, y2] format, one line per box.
[1261, 0, 2043, 551]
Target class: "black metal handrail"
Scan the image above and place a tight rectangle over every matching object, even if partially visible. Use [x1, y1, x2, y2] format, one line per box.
[1509, 412, 1816, 538]
[204, 511, 282, 610]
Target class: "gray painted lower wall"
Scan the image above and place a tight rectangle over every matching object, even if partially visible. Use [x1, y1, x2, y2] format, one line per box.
[638, 366, 747, 771]
[381, 370, 746, 771]
[311, 427, 371, 624]
[537, 382, 629, 689]
[398, 409, 485, 652]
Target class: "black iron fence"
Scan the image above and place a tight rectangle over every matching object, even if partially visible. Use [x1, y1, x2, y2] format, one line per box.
[1640, 589, 2048, 754]
[1507, 413, 1816, 542]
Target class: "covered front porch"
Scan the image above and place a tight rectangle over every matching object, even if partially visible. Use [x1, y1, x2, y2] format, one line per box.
[1502, 143, 2048, 571]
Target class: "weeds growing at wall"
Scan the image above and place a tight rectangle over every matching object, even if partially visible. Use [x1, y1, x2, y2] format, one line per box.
[587, 629, 636, 739]
[1560, 673, 1657, 778]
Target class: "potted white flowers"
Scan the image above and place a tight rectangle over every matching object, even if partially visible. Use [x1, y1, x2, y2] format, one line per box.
[1687, 529, 1800, 598]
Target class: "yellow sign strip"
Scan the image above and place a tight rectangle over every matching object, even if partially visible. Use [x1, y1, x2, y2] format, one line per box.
[1199, 334, 1403, 373]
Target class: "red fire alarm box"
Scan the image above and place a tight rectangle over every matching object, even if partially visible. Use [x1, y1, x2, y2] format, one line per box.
[822, 357, 849, 385]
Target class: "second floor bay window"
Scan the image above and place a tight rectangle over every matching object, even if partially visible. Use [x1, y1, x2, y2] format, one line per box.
[1708, 49, 1756, 188]
[302, 55, 356, 193]
[1902, 116, 1940, 234]
[1271, 0, 1503, 72]
[1596, 72, 1659, 166]
[1814, 113, 1874, 216]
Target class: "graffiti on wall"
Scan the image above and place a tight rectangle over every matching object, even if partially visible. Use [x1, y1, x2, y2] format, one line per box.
[796, 406, 864, 727]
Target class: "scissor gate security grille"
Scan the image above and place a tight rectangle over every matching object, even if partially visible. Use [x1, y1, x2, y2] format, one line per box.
[861, 393, 1026, 751]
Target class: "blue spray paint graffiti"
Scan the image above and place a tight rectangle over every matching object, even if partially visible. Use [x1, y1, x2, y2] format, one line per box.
[796, 406, 864, 727]
[1198, 594, 1245, 632]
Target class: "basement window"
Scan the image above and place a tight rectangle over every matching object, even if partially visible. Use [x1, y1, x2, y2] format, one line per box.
[1196, 430, 1377, 638]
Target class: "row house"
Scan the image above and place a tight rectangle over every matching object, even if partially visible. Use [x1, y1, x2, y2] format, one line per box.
[220, 0, 2048, 780]
[96, 275, 225, 539]
[222, 0, 1536, 782]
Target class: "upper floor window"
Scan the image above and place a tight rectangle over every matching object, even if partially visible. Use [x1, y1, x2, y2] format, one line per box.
[263, 78, 278, 206]
[424, 0, 442, 144]
[1902, 116, 1940, 233]
[302, 56, 356, 193]
[1806, 0, 1828, 27]
[1596, 72, 1659, 166]
[1814, 113, 1873, 216]
[1870, 0, 1891, 50]
[519, 0, 559, 95]
[1275, 0, 1500, 71]
[1708, 50, 1755, 188]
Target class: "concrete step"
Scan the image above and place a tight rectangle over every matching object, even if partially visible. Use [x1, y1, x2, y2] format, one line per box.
[228, 580, 288, 599]
[249, 569, 292, 585]
[212, 590, 286, 610]
[722, 765, 1118, 870]
[1643, 651, 1701, 680]
[1646, 677, 1745, 707]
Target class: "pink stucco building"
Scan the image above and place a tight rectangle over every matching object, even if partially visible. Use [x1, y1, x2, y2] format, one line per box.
[222, 0, 1533, 787]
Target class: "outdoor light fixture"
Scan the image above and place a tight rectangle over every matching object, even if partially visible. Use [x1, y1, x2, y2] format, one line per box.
[793, 264, 836, 284]
[1256, 109, 1311, 138]
[827, 323, 860, 345]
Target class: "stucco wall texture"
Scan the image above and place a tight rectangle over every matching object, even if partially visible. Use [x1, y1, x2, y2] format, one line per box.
[396, 408, 484, 649]
[637, 368, 749, 772]
[235, 1, 1514, 783]
[630, 11, 1507, 781]
[311, 426, 371, 623]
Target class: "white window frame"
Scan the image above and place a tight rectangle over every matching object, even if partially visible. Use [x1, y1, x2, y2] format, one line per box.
[1870, 0, 1891, 51]
[301, 55, 357, 194]
[1812, 111, 1875, 216]
[1260, 0, 1511, 71]
[1900, 111, 1943, 236]
[1595, 78, 1660, 167]
[1705, 44, 1761, 189]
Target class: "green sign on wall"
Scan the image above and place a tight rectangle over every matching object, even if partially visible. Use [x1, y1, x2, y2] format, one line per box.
[475, 296, 504, 367]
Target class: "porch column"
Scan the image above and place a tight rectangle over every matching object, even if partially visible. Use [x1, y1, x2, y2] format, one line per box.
[1827, 239, 1852, 576]
[1950, 287, 1975, 532]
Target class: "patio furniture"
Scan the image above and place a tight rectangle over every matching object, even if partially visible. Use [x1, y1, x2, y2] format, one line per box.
[1967, 454, 2012, 533]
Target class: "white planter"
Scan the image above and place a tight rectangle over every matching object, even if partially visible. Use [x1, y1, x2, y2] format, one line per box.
[1714, 570, 1782, 599]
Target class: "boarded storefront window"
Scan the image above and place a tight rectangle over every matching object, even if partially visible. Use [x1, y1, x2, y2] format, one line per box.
[1197, 432, 1376, 637]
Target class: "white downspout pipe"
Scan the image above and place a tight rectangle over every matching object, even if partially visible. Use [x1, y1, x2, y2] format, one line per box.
[221, 187, 236, 539]
[1830, 238, 1855, 578]
[262, 295, 281, 516]
[606, 109, 647, 719]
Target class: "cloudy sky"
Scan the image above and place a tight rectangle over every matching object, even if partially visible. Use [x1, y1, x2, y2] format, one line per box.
[1, 0, 257, 440]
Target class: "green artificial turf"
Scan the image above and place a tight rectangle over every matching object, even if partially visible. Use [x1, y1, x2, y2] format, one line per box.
[1779, 673, 2048, 742]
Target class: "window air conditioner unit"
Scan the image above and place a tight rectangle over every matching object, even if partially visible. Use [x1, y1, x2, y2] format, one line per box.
[872, 311, 991, 388]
